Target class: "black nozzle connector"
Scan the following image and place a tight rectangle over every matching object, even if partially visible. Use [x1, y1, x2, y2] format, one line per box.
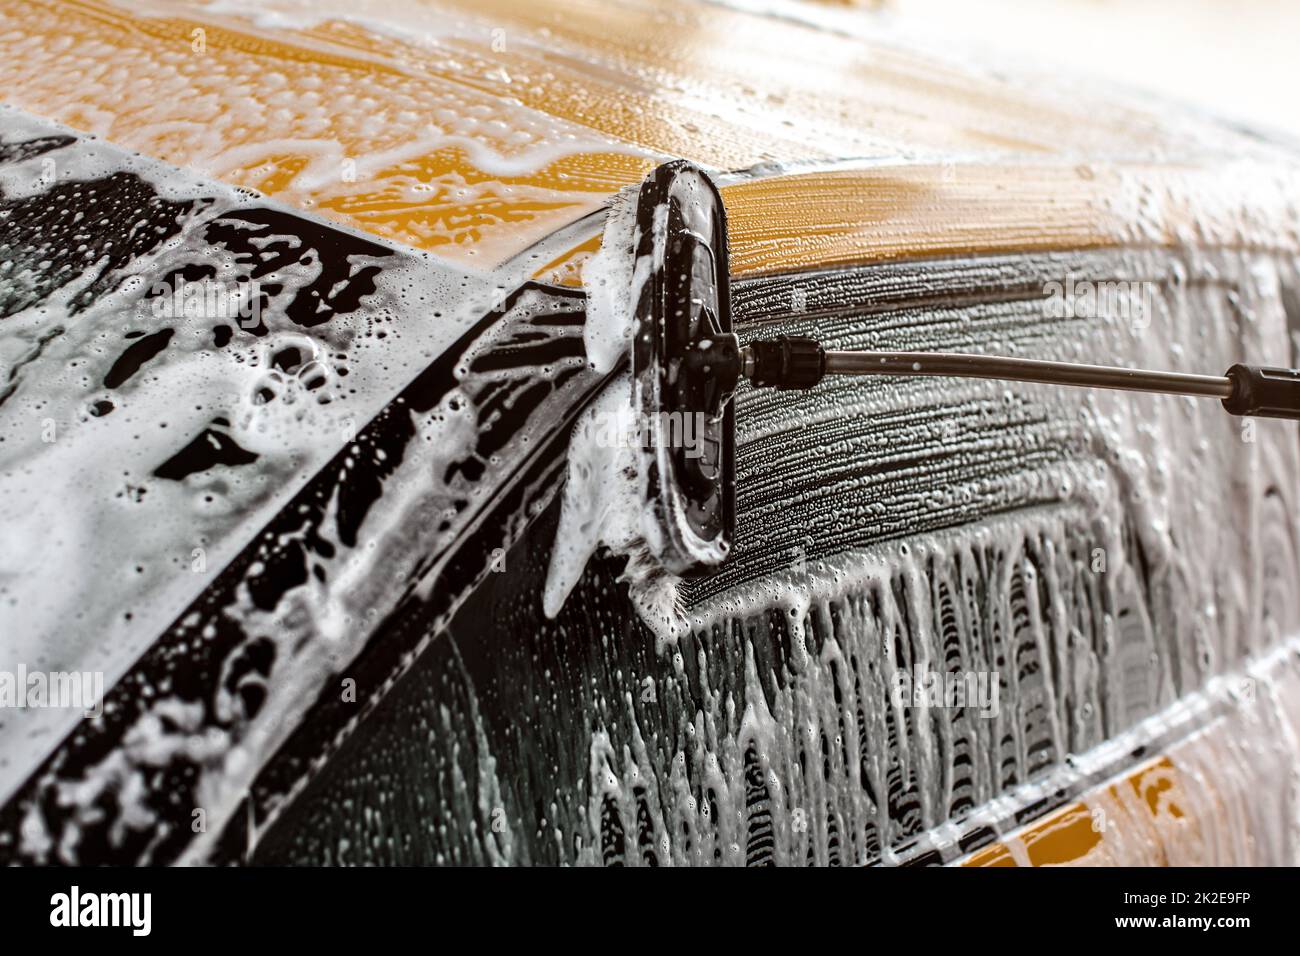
[1222, 363, 1300, 421]
[747, 336, 826, 390]
[684, 331, 742, 399]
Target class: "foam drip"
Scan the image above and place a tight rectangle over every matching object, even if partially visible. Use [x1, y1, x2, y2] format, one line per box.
[542, 372, 687, 648]
[264, 245, 1300, 867]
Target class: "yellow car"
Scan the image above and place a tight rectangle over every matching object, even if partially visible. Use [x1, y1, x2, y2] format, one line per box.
[0, 0, 1297, 870]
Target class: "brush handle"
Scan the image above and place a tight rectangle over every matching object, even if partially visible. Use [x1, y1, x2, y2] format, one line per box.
[1222, 364, 1300, 420]
[740, 339, 1300, 422]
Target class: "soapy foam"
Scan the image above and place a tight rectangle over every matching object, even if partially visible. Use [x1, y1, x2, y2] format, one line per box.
[7, 0, 1300, 863]
[544, 183, 694, 645]
[542, 371, 686, 647]
[0, 109, 499, 806]
[580, 189, 639, 375]
[1, 1, 657, 270]
[484, 245, 1300, 864]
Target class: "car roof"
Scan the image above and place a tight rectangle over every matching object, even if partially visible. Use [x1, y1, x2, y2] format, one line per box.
[5, 0, 1298, 278]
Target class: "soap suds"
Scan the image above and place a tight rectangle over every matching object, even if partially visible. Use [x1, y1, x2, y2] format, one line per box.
[543, 372, 687, 648]
[0, 109, 499, 808]
[544, 183, 693, 644]
[580, 188, 640, 375]
[1, 1, 659, 271]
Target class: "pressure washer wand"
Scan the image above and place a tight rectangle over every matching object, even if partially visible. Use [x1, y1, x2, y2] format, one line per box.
[736, 336, 1300, 420]
[616, 159, 1300, 576]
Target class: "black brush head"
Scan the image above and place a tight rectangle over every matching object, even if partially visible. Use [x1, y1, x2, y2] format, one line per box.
[631, 160, 738, 575]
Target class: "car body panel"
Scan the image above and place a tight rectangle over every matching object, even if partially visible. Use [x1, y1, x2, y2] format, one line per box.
[2, 0, 1300, 865]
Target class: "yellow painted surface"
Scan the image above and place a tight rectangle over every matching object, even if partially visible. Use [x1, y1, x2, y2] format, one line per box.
[0, 0, 655, 267]
[4, 0, 1299, 866]
[4, 0, 1297, 275]
[721, 162, 1300, 276]
[962, 757, 1198, 867]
